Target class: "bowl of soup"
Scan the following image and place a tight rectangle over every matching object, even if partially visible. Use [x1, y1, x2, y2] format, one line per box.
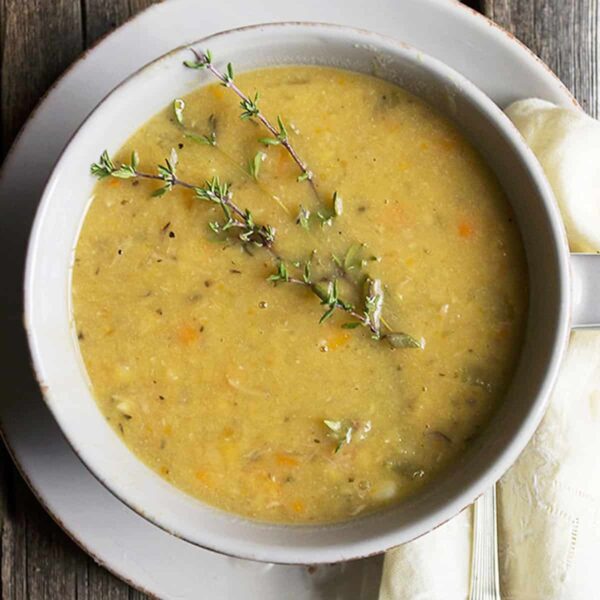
[25, 22, 592, 563]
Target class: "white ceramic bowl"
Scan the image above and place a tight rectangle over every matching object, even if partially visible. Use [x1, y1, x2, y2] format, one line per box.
[24, 22, 600, 564]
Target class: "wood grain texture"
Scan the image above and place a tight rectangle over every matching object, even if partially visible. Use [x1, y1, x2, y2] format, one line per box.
[82, 0, 158, 47]
[483, 0, 600, 117]
[0, 0, 597, 598]
[0, 1, 157, 595]
[0, 0, 82, 157]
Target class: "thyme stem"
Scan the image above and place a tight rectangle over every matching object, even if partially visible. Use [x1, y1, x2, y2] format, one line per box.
[122, 167, 275, 249]
[286, 277, 380, 337]
[188, 49, 319, 200]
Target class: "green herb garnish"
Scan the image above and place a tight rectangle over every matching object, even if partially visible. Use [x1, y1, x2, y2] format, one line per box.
[89, 51, 423, 348]
[323, 419, 354, 453]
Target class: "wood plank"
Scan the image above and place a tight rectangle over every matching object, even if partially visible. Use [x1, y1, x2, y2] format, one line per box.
[83, 0, 159, 46]
[0, 0, 87, 596]
[1, 0, 155, 597]
[483, 0, 599, 117]
[0, 0, 83, 156]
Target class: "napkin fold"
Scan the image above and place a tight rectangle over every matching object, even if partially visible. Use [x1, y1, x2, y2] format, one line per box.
[379, 100, 600, 600]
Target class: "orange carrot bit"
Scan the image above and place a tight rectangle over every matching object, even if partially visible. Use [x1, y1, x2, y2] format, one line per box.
[291, 500, 305, 513]
[326, 332, 351, 351]
[178, 323, 200, 345]
[195, 469, 211, 485]
[108, 178, 121, 187]
[275, 145, 296, 176]
[209, 84, 225, 100]
[458, 221, 475, 239]
[275, 453, 300, 467]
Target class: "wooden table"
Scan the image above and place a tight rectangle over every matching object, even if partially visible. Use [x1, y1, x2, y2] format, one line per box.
[0, 1, 597, 597]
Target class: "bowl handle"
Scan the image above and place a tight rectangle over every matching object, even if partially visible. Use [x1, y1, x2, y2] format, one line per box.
[570, 253, 600, 328]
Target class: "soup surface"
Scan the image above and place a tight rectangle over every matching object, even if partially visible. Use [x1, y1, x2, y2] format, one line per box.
[73, 66, 527, 523]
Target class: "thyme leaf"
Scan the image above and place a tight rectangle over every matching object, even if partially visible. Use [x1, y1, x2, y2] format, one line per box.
[333, 191, 343, 216]
[173, 98, 185, 125]
[184, 49, 317, 193]
[172, 99, 217, 146]
[296, 205, 311, 230]
[344, 244, 364, 271]
[385, 332, 423, 349]
[248, 151, 266, 180]
[364, 278, 384, 339]
[323, 419, 353, 453]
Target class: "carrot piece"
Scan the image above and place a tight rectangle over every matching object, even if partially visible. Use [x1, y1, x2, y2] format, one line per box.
[195, 470, 212, 485]
[291, 500, 305, 513]
[209, 84, 225, 100]
[178, 324, 199, 345]
[108, 178, 120, 187]
[326, 332, 351, 350]
[458, 221, 474, 238]
[274, 145, 295, 176]
[276, 454, 299, 467]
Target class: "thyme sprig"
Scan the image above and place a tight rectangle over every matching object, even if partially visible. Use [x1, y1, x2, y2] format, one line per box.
[268, 256, 387, 339]
[184, 50, 317, 195]
[171, 99, 291, 215]
[91, 75, 422, 348]
[91, 150, 275, 248]
[173, 98, 217, 146]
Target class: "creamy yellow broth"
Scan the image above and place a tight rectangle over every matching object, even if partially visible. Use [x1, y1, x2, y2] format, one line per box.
[72, 66, 527, 523]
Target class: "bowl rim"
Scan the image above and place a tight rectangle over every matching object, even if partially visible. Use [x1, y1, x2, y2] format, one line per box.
[23, 20, 571, 564]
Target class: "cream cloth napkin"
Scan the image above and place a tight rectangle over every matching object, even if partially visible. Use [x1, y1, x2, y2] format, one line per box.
[379, 100, 600, 600]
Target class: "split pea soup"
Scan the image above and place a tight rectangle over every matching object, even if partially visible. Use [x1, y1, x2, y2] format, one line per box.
[72, 65, 528, 523]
